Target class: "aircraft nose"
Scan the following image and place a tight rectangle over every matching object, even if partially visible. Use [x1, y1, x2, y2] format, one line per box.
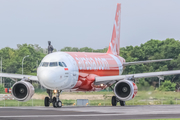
[38, 70, 61, 89]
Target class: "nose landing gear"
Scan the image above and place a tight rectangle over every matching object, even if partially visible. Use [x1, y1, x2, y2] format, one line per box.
[53, 91, 62, 108]
[45, 89, 62, 108]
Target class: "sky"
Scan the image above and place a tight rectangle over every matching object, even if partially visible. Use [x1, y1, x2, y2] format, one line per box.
[0, 0, 180, 50]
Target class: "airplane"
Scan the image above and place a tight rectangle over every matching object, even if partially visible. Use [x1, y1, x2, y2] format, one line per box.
[0, 3, 180, 108]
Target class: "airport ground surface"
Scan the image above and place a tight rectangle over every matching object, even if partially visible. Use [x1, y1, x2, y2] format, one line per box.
[0, 105, 180, 120]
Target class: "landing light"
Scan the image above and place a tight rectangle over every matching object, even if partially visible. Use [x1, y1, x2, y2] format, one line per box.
[54, 90, 57, 93]
[100, 84, 104, 87]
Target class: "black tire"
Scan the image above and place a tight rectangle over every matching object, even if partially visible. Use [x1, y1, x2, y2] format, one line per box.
[56, 101, 62, 108]
[53, 97, 57, 108]
[53, 97, 56, 102]
[120, 101, 125, 106]
[111, 96, 117, 106]
[44, 97, 50, 107]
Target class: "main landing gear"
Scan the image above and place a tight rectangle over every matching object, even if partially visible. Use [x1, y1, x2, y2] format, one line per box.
[111, 96, 125, 106]
[44, 89, 62, 108]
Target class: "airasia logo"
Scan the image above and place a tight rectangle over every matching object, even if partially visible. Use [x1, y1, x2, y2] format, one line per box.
[75, 57, 110, 70]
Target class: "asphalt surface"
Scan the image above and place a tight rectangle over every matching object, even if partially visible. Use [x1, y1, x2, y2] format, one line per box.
[0, 105, 180, 120]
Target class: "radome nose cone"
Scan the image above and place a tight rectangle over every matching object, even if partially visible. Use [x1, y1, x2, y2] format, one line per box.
[38, 68, 67, 89]
[39, 70, 58, 87]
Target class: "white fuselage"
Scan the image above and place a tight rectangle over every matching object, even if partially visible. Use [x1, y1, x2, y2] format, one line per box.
[37, 51, 124, 91]
[37, 52, 79, 90]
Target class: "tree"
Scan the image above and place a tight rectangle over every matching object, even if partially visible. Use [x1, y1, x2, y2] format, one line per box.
[1, 38, 180, 90]
[0, 84, 5, 93]
[159, 80, 176, 91]
[137, 78, 150, 90]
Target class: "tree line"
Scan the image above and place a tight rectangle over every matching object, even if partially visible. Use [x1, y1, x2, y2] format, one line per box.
[0, 38, 180, 91]
[61, 38, 180, 90]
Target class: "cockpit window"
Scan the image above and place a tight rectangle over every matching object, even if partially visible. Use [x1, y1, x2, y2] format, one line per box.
[49, 62, 58, 67]
[40, 62, 66, 67]
[62, 62, 67, 67]
[39, 62, 43, 67]
[59, 62, 63, 67]
[42, 62, 49, 67]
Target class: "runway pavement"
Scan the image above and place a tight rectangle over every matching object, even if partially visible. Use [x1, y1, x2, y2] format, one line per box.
[0, 105, 180, 120]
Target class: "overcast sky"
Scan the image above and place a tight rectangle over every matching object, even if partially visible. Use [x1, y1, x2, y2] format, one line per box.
[0, 0, 180, 50]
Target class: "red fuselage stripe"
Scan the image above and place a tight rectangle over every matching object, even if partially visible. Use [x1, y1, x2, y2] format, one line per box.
[67, 52, 124, 91]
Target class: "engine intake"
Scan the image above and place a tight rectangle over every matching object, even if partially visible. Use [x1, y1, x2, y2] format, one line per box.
[12, 81, 34, 102]
[114, 80, 137, 101]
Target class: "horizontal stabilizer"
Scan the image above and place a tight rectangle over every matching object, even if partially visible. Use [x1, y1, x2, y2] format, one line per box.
[123, 59, 173, 66]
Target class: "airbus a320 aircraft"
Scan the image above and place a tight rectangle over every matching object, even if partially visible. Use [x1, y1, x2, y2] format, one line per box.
[0, 3, 180, 108]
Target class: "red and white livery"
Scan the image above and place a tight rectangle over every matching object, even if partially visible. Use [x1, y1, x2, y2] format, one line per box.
[0, 3, 180, 107]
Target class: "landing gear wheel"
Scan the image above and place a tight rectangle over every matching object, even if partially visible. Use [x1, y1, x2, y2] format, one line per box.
[53, 97, 56, 102]
[112, 96, 117, 106]
[56, 101, 62, 108]
[44, 97, 50, 107]
[120, 101, 125, 106]
[53, 97, 57, 108]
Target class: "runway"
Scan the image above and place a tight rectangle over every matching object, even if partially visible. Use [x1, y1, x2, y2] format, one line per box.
[0, 105, 180, 120]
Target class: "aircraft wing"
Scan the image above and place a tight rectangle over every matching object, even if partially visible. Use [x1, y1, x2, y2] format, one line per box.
[0, 73, 38, 81]
[123, 59, 172, 66]
[95, 70, 180, 85]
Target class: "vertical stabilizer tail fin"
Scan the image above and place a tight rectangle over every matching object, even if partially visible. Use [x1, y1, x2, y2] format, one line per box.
[107, 3, 121, 55]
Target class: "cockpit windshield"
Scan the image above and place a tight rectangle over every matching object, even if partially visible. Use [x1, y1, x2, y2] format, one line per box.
[59, 62, 63, 67]
[62, 62, 67, 67]
[42, 62, 49, 67]
[49, 62, 58, 67]
[39, 62, 67, 67]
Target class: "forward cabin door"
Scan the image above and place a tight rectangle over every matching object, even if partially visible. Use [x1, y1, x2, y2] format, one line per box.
[66, 54, 79, 87]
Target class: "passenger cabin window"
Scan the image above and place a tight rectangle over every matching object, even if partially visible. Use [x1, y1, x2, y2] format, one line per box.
[42, 62, 49, 67]
[59, 62, 63, 67]
[49, 62, 58, 67]
[62, 62, 67, 67]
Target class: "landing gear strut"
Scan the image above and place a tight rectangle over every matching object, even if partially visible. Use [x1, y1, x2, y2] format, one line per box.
[111, 96, 125, 106]
[53, 90, 62, 108]
[44, 89, 62, 108]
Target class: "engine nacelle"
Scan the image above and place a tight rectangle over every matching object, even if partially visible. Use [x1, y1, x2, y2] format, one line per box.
[12, 81, 34, 102]
[114, 80, 138, 101]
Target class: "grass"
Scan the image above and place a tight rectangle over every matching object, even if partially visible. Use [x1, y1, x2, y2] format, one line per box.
[1, 90, 180, 107]
[0, 99, 44, 107]
[34, 90, 114, 95]
[127, 91, 180, 105]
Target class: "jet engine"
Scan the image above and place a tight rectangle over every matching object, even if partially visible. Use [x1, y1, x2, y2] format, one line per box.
[12, 81, 34, 102]
[114, 80, 138, 101]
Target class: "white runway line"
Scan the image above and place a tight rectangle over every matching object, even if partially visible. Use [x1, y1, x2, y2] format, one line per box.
[1, 112, 180, 118]
[0, 114, 121, 118]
